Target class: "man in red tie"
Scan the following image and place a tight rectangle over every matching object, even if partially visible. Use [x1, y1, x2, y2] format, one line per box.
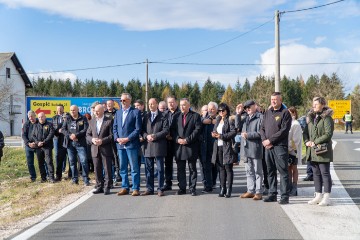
[172, 98, 202, 196]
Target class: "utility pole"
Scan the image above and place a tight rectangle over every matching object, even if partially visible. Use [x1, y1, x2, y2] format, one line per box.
[275, 10, 280, 92]
[145, 59, 149, 111]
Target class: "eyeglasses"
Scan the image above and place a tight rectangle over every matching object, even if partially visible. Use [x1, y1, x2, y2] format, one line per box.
[218, 109, 225, 112]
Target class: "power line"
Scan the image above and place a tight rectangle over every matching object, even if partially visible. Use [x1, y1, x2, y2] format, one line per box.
[158, 17, 275, 62]
[281, 0, 346, 14]
[150, 61, 360, 66]
[0, 62, 144, 77]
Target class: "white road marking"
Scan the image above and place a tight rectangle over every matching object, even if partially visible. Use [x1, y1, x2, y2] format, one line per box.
[11, 190, 94, 240]
[354, 148, 360, 151]
[281, 140, 360, 240]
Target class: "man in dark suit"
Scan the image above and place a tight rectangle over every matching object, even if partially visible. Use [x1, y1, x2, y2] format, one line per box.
[32, 112, 55, 183]
[172, 98, 202, 196]
[86, 104, 114, 195]
[52, 104, 67, 181]
[162, 96, 181, 191]
[113, 93, 142, 196]
[141, 98, 169, 197]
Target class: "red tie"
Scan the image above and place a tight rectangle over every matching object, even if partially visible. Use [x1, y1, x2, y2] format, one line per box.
[182, 113, 187, 127]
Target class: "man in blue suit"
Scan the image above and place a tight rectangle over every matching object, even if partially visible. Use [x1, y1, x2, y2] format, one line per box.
[113, 93, 142, 196]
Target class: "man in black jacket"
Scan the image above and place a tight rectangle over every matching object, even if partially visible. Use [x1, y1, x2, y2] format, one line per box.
[61, 105, 90, 185]
[172, 98, 202, 196]
[141, 98, 169, 197]
[200, 101, 218, 193]
[22, 110, 38, 182]
[260, 92, 292, 204]
[52, 104, 67, 181]
[32, 112, 55, 183]
[162, 96, 181, 191]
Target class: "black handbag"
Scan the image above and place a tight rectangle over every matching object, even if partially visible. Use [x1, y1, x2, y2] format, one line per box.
[314, 143, 328, 155]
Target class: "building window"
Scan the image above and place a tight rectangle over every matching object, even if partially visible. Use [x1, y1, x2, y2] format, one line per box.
[6, 68, 10, 78]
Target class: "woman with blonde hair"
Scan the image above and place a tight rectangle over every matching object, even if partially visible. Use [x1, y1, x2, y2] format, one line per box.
[303, 97, 334, 206]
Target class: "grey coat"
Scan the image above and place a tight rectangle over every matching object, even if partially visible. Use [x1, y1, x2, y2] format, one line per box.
[240, 112, 263, 160]
[141, 111, 169, 158]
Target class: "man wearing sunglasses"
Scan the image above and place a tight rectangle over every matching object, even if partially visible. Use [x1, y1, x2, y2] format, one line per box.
[113, 93, 142, 196]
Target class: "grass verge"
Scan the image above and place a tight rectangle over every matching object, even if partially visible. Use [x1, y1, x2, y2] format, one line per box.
[0, 147, 91, 229]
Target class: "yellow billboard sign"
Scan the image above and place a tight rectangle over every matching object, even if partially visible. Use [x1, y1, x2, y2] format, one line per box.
[30, 100, 71, 117]
[328, 100, 351, 119]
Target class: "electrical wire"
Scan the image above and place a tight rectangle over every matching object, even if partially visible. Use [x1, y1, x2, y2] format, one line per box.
[281, 0, 345, 14]
[150, 61, 360, 66]
[0, 62, 144, 77]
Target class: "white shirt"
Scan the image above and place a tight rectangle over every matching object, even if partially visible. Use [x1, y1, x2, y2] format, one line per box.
[217, 122, 224, 146]
[96, 116, 104, 135]
[122, 107, 129, 126]
[150, 111, 157, 122]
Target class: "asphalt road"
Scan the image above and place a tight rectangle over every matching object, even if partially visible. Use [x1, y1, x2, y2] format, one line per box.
[10, 132, 360, 240]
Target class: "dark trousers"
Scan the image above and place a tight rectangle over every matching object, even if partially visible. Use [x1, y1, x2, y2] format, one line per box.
[265, 145, 290, 198]
[54, 139, 67, 179]
[262, 147, 269, 189]
[145, 157, 165, 192]
[25, 146, 37, 180]
[216, 147, 233, 189]
[345, 122, 352, 132]
[53, 137, 67, 174]
[176, 158, 197, 191]
[212, 164, 219, 186]
[311, 162, 332, 193]
[94, 153, 113, 190]
[164, 141, 175, 186]
[306, 160, 313, 177]
[199, 149, 213, 189]
[36, 148, 54, 180]
[112, 142, 120, 179]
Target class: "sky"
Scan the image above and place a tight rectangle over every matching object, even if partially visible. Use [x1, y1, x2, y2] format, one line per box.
[0, 0, 359, 93]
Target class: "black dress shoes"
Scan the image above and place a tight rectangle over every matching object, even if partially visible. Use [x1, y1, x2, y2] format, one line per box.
[218, 187, 226, 197]
[201, 188, 213, 194]
[162, 185, 172, 191]
[263, 194, 277, 202]
[176, 189, 186, 195]
[278, 197, 289, 205]
[93, 188, 104, 194]
[303, 175, 314, 181]
[104, 189, 110, 195]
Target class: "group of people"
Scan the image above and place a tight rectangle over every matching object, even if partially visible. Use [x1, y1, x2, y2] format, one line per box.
[22, 92, 334, 206]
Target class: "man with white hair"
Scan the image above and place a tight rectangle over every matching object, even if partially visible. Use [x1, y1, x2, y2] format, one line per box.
[22, 110, 38, 182]
[86, 104, 114, 195]
[200, 101, 218, 193]
[32, 112, 55, 183]
[172, 98, 202, 196]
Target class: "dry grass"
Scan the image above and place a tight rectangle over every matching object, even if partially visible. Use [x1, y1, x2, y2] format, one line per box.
[0, 147, 92, 230]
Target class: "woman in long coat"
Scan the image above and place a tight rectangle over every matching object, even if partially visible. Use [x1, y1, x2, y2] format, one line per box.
[211, 103, 237, 198]
[303, 97, 334, 206]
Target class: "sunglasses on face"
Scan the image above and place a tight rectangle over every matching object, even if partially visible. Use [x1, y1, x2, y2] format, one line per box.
[218, 109, 225, 112]
[120, 99, 127, 102]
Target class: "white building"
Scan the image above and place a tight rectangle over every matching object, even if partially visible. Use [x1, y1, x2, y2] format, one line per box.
[0, 52, 32, 136]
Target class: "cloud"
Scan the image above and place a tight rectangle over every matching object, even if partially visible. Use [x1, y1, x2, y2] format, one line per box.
[314, 36, 326, 45]
[0, 0, 284, 30]
[28, 70, 77, 82]
[258, 43, 360, 92]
